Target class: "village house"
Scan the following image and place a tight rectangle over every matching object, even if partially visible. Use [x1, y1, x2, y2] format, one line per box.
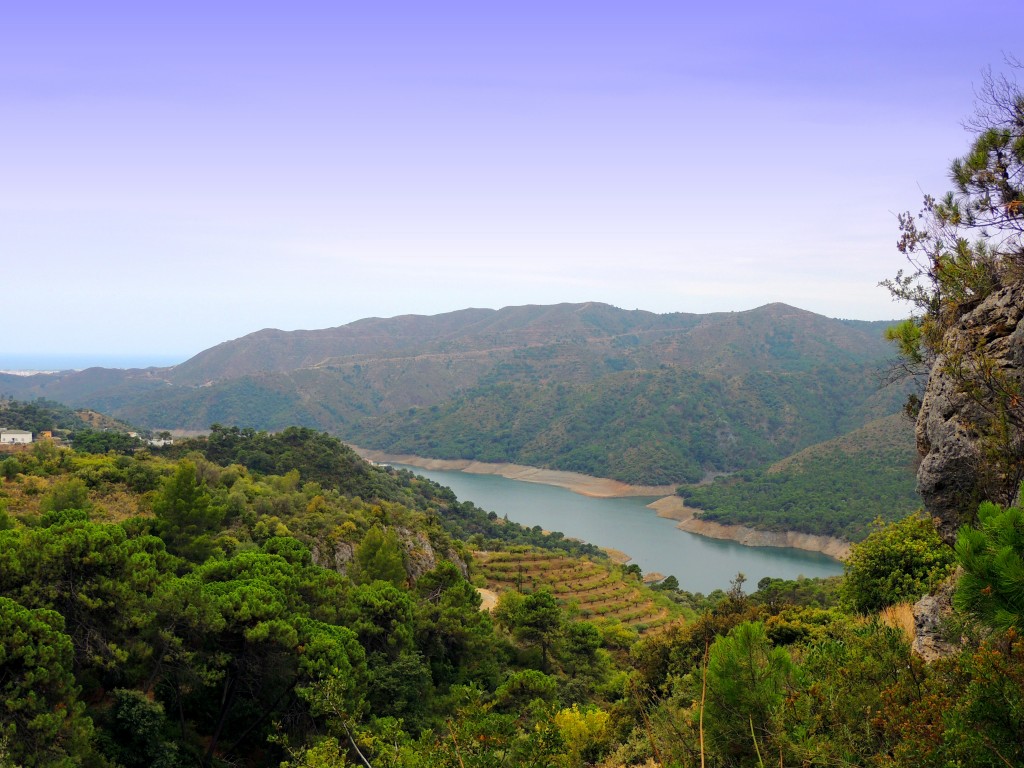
[0, 429, 33, 444]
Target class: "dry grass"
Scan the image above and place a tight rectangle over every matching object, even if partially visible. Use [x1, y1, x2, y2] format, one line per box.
[0, 475, 148, 523]
[879, 602, 916, 642]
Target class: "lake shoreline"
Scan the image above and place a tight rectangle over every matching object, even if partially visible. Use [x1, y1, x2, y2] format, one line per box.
[350, 446, 678, 497]
[647, 497, 851, 561]
[350, 445, 851, 561]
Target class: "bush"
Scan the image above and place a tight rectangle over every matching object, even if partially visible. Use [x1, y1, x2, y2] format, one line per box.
[841, 513, 954, 613]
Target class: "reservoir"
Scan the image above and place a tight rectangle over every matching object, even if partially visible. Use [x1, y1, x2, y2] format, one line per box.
[396, 465, 844, 594]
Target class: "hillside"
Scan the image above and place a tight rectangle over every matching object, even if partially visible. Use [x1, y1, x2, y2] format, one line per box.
[474, 549, 678, 634]
[2, 416, 1019, 768]
[0, 301, 904, 485]
[0, 397, 141, 439]
[678, 413, 921, 540]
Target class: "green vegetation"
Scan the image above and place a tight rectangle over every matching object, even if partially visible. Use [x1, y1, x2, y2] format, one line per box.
[883, 62, 1024, 508]
[6, 65, 1024, 766]
[165, 423, 606, 560]
[703, 620, 799, 763]
[354, 362, 904, 486]
[475, 549, 677, 634]
[1, 304, 904, 488]
[2, 418, 1024, 766]
[841, 514, 956, 613]
[0, 396, 146, 454]
[678, 415, 920, 540]
[0, 397, 96, 433]
[954, 500, 1024, 632]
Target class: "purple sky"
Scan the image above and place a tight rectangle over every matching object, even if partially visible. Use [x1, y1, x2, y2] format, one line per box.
[3, 1, 1021, 364]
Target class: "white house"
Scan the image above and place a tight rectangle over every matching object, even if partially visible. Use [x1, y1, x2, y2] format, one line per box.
[0, 429, 33, 444]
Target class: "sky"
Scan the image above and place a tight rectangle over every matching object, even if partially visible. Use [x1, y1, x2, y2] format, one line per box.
[3, 1, 1023, 367]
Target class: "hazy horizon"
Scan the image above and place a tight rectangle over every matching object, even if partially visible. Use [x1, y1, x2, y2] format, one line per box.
[0, 354, 187, 372]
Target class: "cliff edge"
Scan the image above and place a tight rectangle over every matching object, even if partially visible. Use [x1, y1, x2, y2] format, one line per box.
[916, 284, 1024, 543]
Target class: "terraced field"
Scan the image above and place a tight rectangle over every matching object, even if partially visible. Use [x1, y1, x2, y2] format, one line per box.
[473, 549, 679, 634]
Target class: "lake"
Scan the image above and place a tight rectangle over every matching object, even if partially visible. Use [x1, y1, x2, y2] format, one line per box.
[395, 464, 844, 594]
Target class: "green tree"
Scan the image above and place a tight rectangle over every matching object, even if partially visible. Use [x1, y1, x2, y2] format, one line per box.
[0, 597, 96, 767]
[413, 561, 498, 690]
[96, 689, 183, 768]
[345, 580, 429, 726]
[492, 669, 560, 712]
[163, 546, 366, 765]
[559, 621, 602, 679]
[39, 476, 92, 518]
[494, 588, 563, 672]
[797, 619, 922, 765]
[885, 62, 1024, 359]
[954, 500, 1024, 631]
[841, 514, 954, 613]
[703, 620, 798, 765]
[352, 525, 406, 586]
[0, 521, 174, 686]
[1, 456, 20, 481]
[153, 460, 225, 562]
[884, 61, 1024, 505]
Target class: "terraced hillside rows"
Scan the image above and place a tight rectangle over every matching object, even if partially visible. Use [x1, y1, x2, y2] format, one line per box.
[473, 549, 678, 634]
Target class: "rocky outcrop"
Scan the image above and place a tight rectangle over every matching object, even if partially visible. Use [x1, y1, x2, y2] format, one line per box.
[313, 540, 356, 572]
[916, 284, 1024, 543]
[912, 572, 962, 661]
[396, 526, 469, 581]
[312, 529, 468, 583]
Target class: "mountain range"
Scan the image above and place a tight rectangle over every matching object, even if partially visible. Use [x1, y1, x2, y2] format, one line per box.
[1, 301, 909, 485]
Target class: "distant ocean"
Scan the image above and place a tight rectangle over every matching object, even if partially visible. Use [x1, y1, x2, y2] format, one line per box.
[0, 354, 185, 373]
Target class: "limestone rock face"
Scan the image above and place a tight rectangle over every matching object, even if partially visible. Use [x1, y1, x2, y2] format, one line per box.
[916, 285, 1024, 543]
[313, 540, 355, 572]
[314, 530, 469, 583]
[397, 526, 469, 582]
[912, 573, 961, 662]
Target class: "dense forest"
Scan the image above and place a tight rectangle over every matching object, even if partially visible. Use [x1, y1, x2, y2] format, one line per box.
[678, 414, 921, 541]
[352, 361, 904, 486]
[1, 413, 1023, 767]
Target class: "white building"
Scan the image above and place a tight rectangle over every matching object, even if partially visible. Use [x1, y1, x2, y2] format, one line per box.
[0, 429, 33, 444]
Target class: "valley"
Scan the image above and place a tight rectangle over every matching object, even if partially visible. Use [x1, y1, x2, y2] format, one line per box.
[0, 301, 918, 542]
[388, 462, 844, 592]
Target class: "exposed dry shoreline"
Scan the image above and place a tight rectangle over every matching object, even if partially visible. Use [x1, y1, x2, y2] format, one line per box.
[647, 497, 851, 561]
[351, 446, 677, 497]
[350, 445, 850, 561]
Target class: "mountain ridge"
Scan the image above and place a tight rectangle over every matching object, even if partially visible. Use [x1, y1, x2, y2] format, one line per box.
[0, 301, 904, 485]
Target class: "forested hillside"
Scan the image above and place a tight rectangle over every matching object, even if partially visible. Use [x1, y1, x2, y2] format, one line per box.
[355, 361, 902, 485]
[0, 397, 149, 453]
[2, 419, 1024, 767]
[679, 414, 921, 540]
[0, 397, 135, 435]
[0, 302, 905, 485]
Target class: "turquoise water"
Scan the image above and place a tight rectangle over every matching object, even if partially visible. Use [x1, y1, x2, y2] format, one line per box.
[398, 464, 843, 594]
